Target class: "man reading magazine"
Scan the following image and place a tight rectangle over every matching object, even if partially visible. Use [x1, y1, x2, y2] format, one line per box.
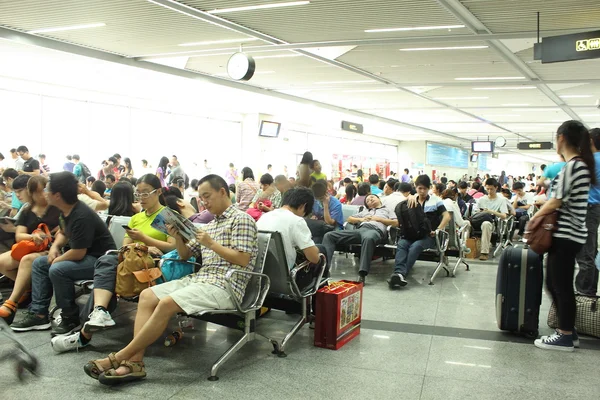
[82, 174, 258, 385]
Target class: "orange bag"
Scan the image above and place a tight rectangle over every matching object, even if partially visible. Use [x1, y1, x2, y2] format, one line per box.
[11, 223, 52, 261]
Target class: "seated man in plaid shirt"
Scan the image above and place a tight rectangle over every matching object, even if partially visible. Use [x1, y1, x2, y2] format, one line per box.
[83, 174, 258, 385]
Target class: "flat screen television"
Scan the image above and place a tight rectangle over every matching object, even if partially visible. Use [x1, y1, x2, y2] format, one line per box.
[259, 121, 281, 138]
[470, 154, 479, 162]
[471, 141, 494, 153]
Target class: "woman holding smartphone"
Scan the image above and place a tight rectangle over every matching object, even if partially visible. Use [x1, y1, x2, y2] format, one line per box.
[51, 174, 176, 353]
[0, 175, 60, 324]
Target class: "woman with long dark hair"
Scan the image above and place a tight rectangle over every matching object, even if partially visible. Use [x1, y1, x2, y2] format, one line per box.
[108, 181, 138, 217]
[297, 151, 313, 188]
[236, 167, 259, 211]
[155, 157, 169, 187]
[533, 120, 595, 352]
[123, 157, 134, 179]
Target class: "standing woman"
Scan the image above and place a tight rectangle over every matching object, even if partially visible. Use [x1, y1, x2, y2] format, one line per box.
[155, 157, 169, 188]
[533, 120, 595, 352]
[356, 169, 364, 183]
[296, 151, 313, 188]
[123, 158, 134, 179]
[225, 163, 238, 186]
[236, 167, 259, 211]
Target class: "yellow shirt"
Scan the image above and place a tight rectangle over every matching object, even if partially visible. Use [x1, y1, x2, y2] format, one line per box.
[126, 206, 169, 243]
[311, 172, 327, 182]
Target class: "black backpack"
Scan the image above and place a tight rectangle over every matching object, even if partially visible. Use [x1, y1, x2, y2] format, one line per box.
[79, 163, 91, 183]
[395, 200, 431, 241]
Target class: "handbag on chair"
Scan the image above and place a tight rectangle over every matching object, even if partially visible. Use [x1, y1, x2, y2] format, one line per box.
[10, 223, 52, 261]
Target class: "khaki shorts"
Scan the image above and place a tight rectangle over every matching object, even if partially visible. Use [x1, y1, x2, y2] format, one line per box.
[150, 278, 235, 315]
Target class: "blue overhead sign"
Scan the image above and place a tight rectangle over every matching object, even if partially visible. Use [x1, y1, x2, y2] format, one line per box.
[426, 142, 469, 169]
[479, 153, 490, 171]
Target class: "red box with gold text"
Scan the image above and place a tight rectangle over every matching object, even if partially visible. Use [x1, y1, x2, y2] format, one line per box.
[314, 280, 363, 350]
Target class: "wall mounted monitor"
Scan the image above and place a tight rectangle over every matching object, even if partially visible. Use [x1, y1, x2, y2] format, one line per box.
[470, 154, 479, 163]
[471, 141, 494, 153]
[259, 120, 281, 138]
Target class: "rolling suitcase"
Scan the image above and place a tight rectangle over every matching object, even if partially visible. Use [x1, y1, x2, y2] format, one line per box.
[495, 245, 543, 338]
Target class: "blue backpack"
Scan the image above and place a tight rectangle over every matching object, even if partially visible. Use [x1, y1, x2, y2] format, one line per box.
[157, 250, 195, 283]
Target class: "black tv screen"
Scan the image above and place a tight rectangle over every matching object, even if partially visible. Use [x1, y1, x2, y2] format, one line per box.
[471, 141, 494, 153]
[470, 154, 479, 162]
[259, 121, 281, 138]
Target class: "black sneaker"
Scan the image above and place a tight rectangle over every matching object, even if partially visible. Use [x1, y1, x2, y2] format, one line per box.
[387, 273, 408, 289]
[11, 311, 51, 332]
[52, 315, 81, 336]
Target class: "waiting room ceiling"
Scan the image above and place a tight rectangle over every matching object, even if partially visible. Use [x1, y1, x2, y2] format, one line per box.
[0, 0, 599, 157]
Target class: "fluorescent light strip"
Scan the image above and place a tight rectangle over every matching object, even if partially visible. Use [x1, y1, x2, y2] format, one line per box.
[455, 76, 525, 81]
[207, 1, 310, 14]
[316, 80, 374, 85]
[343, 89, 398, 93]
[473, 86, 536, 90]
[511, 108, 559, 112]
[400, 45, 488, 51]
[28, 23, 105, 34]
[254, 53, 302, 59]
[178, 38, 259, 47]
[366, 24, 465, 33]
[501, 103, 530, 106]
[486, 114, 521, 117]
[433, 97, 489, 100]
[559, 95, 593, 98]
[580, 114, 600, 117]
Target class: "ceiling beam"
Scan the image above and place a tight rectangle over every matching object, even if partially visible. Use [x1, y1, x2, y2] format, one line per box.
[434, 0, 586, 126]
[136, 28, 594, 60]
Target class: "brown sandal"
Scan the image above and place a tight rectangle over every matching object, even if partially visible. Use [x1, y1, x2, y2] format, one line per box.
[83, 352, 120, 380]
[98, 360, 146, 385]
[0, 300, 17, 325]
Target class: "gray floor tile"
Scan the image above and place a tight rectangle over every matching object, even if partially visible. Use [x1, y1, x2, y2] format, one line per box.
[171, 358, 425, 400]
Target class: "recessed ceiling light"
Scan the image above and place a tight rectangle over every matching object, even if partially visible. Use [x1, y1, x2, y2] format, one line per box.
[455, 77, 526, 81]
[473, 86, 537, 90]
[343, 89, 398, 93]
[399, 46, 488, 51]
[28, 23, 106, 34]
[433, 96, 489, 100]
[486, 114, 521, 117]
[511, 108, 559, 112]
[207, 1, 310, 14]
[254, 54, 303, 59]
[501, 103, 530, 106]
[316, 80, 375, 85]
[178, 38, 259, 47]
[579, 114, 600, 117]
[366, 24, 465, 33]
[559, 95, 593, 98]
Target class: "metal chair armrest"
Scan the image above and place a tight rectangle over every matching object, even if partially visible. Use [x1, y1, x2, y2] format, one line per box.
[223, 269, 271, 313]
[435, 229, 450, 252]
[289, 254, 327, 298]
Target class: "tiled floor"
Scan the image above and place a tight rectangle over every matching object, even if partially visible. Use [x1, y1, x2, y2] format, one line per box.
[1, 254, 599, 400]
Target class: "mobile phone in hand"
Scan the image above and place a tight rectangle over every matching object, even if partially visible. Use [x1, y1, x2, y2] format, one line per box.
[122, 225, 132, 231]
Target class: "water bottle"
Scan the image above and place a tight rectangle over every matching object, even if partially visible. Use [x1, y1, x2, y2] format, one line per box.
[164, 329, 183, 347]
[179, 318, 194, 329]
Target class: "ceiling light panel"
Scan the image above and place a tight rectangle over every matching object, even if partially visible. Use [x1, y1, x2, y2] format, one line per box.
[399, 45, 488, 51]
[455, 76, 526, 81]
[366, 24, 465, 33]
[178, 38, 259, 46]
[207, 1, 310, 14]
[28, 23, 106, 34]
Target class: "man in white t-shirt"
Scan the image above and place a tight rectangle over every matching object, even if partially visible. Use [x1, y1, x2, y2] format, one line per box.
[511, 182, 535, 239]
[257, 187, 323, 271]
[381, 178, 405, 211]
[474, 178, 508, 260]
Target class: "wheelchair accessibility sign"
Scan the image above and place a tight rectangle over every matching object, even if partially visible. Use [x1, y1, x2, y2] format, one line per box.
[576, 38, 600, 52]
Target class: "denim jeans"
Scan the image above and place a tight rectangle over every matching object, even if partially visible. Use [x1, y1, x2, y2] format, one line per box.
[394, 236, 436, 276]
[30, 255, 98, 318]
[80, 254, 120, 321]
[575, 205, 600, 295]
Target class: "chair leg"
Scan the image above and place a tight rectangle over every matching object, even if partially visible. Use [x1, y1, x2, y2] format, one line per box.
[429, 260, 445, 285]
[272, 298, 308, 357]
[208, 312, 255, 381]
[452, 257, 462, 277]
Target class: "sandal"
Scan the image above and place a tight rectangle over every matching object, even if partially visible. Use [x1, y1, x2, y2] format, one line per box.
[98, 360, 146, 385]
[0, 300, 17, 325]
[83, 352, 120, 380]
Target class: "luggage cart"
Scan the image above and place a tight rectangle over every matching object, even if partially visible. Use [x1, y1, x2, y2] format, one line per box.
[0, 318, 38, 380]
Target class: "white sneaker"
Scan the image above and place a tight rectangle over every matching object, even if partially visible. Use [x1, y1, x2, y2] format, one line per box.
[83, 307, 115, 333]
[51, 331, 88, 353]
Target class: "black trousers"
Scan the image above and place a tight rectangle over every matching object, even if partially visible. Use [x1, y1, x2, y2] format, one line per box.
[546, 238, 582, 331]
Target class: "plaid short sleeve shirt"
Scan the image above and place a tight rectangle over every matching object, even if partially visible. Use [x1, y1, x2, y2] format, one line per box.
[186, 205, 258, 302]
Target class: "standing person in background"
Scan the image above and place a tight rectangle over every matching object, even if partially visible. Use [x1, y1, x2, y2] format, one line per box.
[401, 168, 411, 183]
[62, 155, 74, 173]
[140, 160, 153, 176]
[122, 158, 134, 179]
[155, 156, 169, 188]
[236, 167, 259, 211]
[575, 128, 600, 296]
[38, 154, 50, 176]
[440, 173, 448, 185]
[534, 120, 595, 351]
[297, 152, 313, 188]
[356, 169, 364, 183]
[112, 154, 125, 176]
[499, 171, 508, 186]
[168, 155, 184, 184]
[203, 159, 211, 176]
[310, 160, 327, 181]
[11, 149, 24, 171]
[225, 163, 238, 186]
[267, 164, 273, 175]
[17, 146, 40, 176]
[368, 174, 383, 196]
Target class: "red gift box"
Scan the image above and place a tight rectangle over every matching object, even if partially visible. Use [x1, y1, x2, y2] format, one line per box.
[314, 280, 363, 350]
